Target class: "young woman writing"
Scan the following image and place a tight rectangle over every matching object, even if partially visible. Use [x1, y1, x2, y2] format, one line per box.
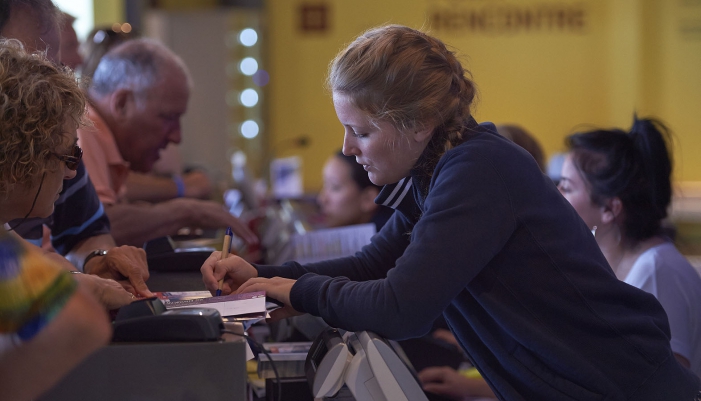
[202, 26, 700, 400]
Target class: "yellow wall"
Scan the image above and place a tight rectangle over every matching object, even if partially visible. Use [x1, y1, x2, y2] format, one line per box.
[93, 0, 124, 26]
[267, 0, 701, 192]
[639, 0, 701, 186]
[149, 0, 218, 10]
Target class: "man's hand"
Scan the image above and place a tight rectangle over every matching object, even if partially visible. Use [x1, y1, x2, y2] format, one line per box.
[418, 366, 495, 400]
[174, 198, 258, 245]
[432, 328, 460, 348]
[201, 252, 258, 295]
[182, 171, 212, 199]
[73, 273, 134, 310]
[236, 277, 302, 322]
[83, 245, 153, 297]
[418, 366, 471, 400]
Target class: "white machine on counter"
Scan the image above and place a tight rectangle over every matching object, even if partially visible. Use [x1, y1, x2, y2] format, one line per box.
[305, 328, 428, 401]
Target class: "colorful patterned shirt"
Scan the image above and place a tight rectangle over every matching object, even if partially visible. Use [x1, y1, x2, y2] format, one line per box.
[0, 229, 77, 352]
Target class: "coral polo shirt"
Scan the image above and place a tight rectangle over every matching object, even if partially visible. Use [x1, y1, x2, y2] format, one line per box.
[77, 106, 130, 205]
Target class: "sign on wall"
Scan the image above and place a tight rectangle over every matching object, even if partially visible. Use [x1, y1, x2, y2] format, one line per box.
[427, 0, 587, 35]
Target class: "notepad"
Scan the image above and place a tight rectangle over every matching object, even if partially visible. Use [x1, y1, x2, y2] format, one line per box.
[157, 291, 269, 319]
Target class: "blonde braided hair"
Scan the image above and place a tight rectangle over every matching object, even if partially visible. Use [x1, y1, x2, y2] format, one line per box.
[327, 25, 477, 165]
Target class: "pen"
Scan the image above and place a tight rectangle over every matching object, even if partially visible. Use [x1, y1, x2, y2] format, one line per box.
[215, 226, 233, 296]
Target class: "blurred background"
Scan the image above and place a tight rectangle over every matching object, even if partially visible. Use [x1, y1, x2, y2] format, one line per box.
[59, 0, 701, 250]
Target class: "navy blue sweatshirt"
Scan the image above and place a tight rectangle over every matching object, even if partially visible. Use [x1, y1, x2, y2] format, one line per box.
[257, 121, 700, 400]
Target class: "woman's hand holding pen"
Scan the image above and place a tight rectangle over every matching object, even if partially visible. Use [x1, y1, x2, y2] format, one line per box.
[200, 251, 301, 320]
[236, 277, 302, 322]
[201, 251, 257, 295]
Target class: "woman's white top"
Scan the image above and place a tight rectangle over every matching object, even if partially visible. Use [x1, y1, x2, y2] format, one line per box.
[625, 242, 701, 376]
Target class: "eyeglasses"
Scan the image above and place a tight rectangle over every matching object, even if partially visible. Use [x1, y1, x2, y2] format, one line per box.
[51, 145, 83, 171]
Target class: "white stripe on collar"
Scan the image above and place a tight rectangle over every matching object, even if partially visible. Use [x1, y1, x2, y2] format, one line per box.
[381, 177, 412, 209]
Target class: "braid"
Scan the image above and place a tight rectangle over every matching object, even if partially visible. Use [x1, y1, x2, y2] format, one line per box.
[426, 40, 477, 160]
[328, 25, 477, 176]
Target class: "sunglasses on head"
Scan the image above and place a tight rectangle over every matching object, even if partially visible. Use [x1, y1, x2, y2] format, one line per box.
[51, 144, 83, 171]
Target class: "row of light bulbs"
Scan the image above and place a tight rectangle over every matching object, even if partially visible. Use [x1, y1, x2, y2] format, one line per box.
[236, 28, 260, 139]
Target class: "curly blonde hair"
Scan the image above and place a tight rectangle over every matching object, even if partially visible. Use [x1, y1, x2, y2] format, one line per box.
[0, 39, 86, 198]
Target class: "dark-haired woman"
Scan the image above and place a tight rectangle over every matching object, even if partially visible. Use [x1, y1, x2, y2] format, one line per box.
[202, 25, 700, 399]
[559, 117, 701, 377]
[317, 150, 393, 231]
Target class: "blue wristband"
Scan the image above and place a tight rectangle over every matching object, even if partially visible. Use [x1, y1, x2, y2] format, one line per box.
[173, 175, 185, 198]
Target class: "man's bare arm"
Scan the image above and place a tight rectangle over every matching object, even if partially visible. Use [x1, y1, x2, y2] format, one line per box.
[125, 171, 212, 203]
[104, 198, 257, 247]
[64, 234, 116, 271]
[65, 234, 153, 297]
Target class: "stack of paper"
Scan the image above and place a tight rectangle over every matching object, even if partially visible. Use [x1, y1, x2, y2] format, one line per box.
[272, 223, 376, 265]
[155, 291, 278, 328]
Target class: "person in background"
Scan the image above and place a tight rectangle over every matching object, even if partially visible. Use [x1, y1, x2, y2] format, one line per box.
[78, 38, 257, 247]
[559, 116, 701, 377]
[80, 24, 135, 80]
[0, 39, 114, 400]
[278, 150, 395, 342]
[124, 165, 213, 204]
[57, 11, 82, 70]
[419, 366, 496, 401]
[318, 150, 393, 232]
[78, 24, 212, 204]
[496, 124, 546, 173]
[0, 0, 59, 60]
[43, 11, 81, 252]
[0, 0, 152, 301]
[203, 25, 700, 399]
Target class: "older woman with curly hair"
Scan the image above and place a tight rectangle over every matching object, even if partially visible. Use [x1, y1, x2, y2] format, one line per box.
[0, 40, 134, 306]
[0, 43, 86, 221]
[0, 39, 113, 401]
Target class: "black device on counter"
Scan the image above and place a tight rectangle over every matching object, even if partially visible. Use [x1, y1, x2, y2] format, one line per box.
[112, 298, 224, 342]
[143, 235, 213, 272]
